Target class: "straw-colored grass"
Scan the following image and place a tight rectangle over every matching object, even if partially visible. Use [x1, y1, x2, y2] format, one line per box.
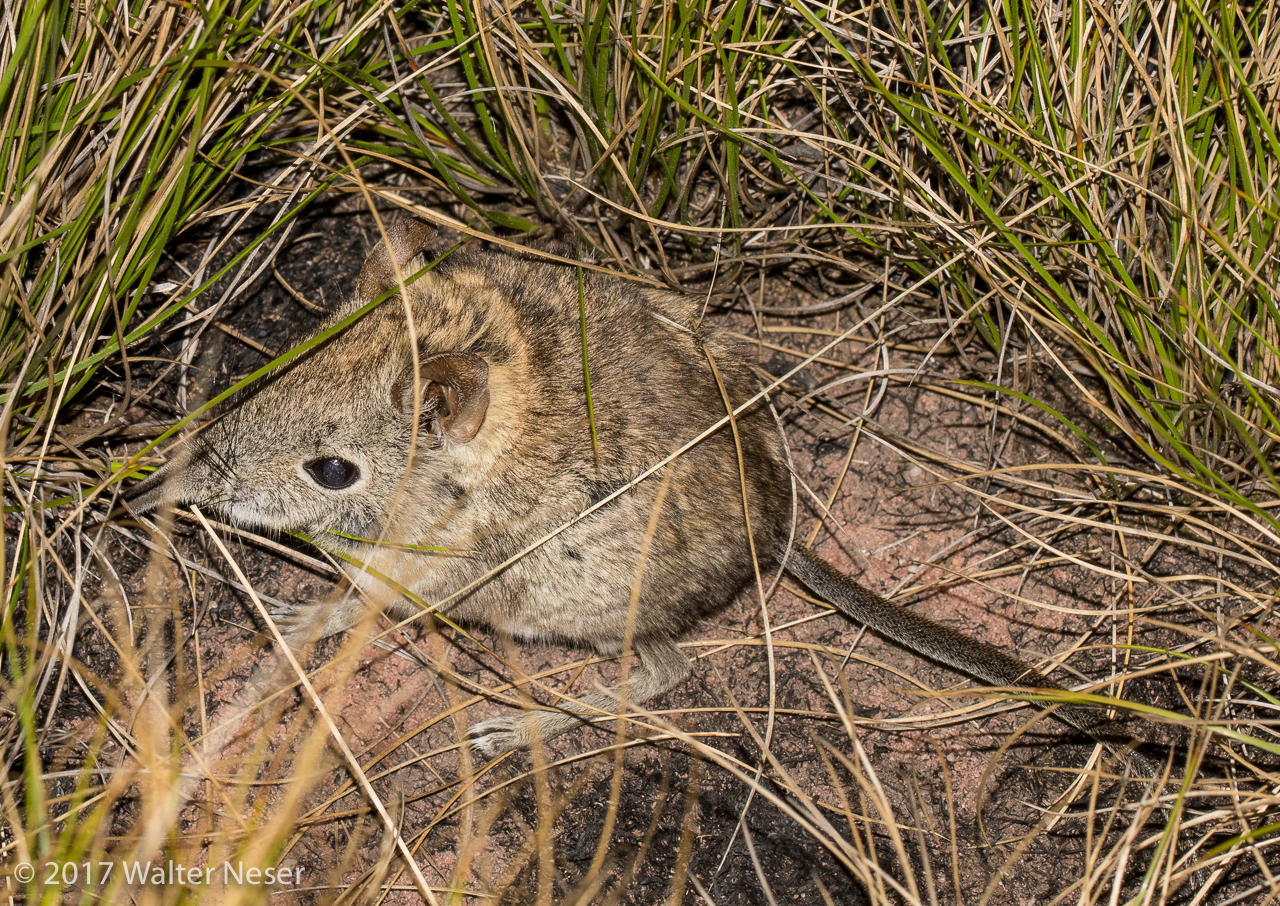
[2, 0, 1277, 902]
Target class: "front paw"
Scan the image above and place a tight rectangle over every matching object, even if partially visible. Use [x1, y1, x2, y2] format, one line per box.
[467, 716, 532, 758]
[267, 603, 317, 647]
[269, 599, 361, 647]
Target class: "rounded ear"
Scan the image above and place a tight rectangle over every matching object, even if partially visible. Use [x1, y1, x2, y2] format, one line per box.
[356, 218, 437, 302]
[393, 352, 490, 444]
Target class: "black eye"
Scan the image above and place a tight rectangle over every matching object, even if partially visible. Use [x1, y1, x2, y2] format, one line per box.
[304, 457, 359, 489]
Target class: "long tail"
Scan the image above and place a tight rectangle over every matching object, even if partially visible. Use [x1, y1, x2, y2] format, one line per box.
[786, 543, 1114, 740]
[787, 543, 1205, 885]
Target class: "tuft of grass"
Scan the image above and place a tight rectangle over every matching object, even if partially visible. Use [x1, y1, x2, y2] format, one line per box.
[0, 1, 440, 903]
[789, 0, 1280, 509]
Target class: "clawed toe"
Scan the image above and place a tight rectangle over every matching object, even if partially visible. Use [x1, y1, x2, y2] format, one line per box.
[267, 605, 327, 648]
[268, 605, 304, 630]
[467, 716, 529, 758]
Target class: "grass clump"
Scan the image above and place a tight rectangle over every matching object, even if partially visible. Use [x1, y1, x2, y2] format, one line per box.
[0, 2, 434, 903]
[797, 0, 1279, 505]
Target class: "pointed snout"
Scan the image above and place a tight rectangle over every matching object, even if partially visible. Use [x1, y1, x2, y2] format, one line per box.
[124, 457, 181, 514]
[118, 439, 204, 517]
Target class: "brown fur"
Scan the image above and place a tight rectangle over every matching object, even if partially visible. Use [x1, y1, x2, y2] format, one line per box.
[131, 219, 1151, 761]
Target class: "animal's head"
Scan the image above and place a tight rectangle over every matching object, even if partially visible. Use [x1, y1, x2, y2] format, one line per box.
[128, 219, 492, 543]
